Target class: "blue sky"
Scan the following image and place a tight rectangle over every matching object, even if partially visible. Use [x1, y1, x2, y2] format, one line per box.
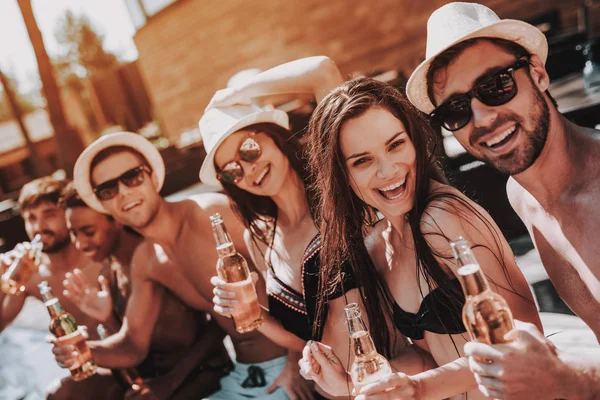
[0, 0, 138, 93]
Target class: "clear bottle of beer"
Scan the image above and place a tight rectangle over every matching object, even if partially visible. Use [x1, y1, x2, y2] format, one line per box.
[97, 324, 158, 399]
[210, 213, 263, 333]
[345, 303, 393, 390]
[450, 237, 515, 344]
[1, 234, 42, 295]
[38, 281, 97, 380]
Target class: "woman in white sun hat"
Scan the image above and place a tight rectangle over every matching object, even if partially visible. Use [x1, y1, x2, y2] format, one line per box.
[201, 57, 435, 399]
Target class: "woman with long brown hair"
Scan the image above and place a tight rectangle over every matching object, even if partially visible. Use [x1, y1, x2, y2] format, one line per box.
[202, 58, 432, 399]
[300, 77, 542, 399]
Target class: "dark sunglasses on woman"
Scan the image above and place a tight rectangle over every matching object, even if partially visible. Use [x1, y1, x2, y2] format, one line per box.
[429, 57, 530, 131]
[217, 133, 262, 184]
[93, 165, 152, 200]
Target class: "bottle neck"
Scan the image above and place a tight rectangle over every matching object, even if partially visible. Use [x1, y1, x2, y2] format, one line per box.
[45, 298, 65, 319]
[457, 264, 490, 297]
[212, 222, 236, 255]
[345, 306, 377, 357]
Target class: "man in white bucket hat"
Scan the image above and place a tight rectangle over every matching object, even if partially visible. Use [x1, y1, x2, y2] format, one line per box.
[50, 132, 287, 397]
[374, 2, 600, 400]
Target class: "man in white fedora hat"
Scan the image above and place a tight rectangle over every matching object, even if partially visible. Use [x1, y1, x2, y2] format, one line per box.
[50, 132, 288, 398]
[392, 2, 600, 399]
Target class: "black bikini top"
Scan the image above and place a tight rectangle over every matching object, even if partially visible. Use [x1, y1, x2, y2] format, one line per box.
[393, 278, 466, 340]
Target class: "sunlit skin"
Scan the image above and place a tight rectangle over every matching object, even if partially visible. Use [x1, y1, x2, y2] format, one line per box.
[66, 207, 120, 263]
[432, 41, 550, 175]
[22, 201, 71, 253]
[214, 129, 293, 197]
[340, 106, 417, 225]
[91, 152, 161, 230]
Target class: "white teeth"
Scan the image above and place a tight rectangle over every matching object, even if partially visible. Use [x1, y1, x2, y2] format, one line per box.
[379, 180, 406, 192]
[123, 200, 141, 211]
[254, 166, 269, 185]
[486, 126, 516, 147]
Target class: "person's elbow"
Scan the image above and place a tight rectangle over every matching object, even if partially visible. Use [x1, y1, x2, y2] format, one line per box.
[312, 57, 342, 98]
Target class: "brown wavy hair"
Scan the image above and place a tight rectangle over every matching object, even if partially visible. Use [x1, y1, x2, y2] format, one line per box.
[307, 77, 522, 357]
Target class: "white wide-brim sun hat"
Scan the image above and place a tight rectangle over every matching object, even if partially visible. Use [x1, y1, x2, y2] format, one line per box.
[199, 105, 290, 187]
[73, 131, 165, 213]
[406, 2, 548, 114]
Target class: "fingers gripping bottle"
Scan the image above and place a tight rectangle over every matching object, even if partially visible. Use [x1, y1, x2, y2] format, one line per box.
[1, 234, 43, 295]
[39, 281, 97, 380]
[345, 303, 393, 390]
[210, 213, 263, 333]
[450, 237, 516, 344]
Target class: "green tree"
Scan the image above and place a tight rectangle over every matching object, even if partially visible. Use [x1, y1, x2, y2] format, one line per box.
[54, 10, 119, 77]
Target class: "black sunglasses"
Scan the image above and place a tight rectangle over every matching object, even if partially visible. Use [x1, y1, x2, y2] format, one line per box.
[217, 133, 262, 184]
[429, 58, 530, 132]
[93, 165, 152, 201]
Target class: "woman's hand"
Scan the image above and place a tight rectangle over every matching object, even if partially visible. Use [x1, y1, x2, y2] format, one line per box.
[299, 341, 351, 397]
[355, 372, 420, 400]
[210, 271, 259, 317]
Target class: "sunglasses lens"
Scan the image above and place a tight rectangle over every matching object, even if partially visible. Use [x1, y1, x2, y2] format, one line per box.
[439, 97, 472, 131]
[96, 184, 119, 201]
[239, 137, 261, 162]
[121, 167, 146, 188]
[477, 72, 517, 106]
[220, 162, 244, 183]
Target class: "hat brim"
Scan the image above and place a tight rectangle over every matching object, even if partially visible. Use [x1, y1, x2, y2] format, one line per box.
[406, 19, 549, 114]
[199, 109, 290, 187]
[73, 132, 166, 213]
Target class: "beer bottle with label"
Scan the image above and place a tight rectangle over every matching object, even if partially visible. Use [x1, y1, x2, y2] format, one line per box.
[450, 237, 516, 344]
[210, 213, 263, 333]
[39, 281, 97, 380]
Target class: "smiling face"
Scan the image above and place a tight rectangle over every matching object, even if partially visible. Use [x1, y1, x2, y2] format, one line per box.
[90, 151, 160, 229]
[214, 129, 291, 197]
[66, 206, 119, 262]
[431, 40, 550, 175]
[22, 201, 71, 253]
[340, 106, 417, 222]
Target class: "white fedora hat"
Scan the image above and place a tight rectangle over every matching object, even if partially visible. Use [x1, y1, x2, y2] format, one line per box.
[73, 131, 165, 213]
[199, 105, 289, 187]
[406, 2, 548, 114]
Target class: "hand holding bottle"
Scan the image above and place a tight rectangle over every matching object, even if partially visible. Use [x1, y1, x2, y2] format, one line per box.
[210, 271, 259, 317]
[355, 372, 420, 400]
[63, 268, 113, 322]
[49, 325, 90, 369]
[1, 235, 42, 295]
[298, 341, 350, 397]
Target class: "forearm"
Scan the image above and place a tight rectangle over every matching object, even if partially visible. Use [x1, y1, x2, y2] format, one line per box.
[87, 329, 147, 369]
[560, 352, 600, 400]
[390, 344, 438, 375]
[234, 56, 343, 103]
[258, 313, 306, 353]
[0, 293, 25, 332]
[411, 357, 478, 400]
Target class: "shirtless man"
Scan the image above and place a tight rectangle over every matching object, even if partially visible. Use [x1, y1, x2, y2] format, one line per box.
[58, 182, 230, 399]
[0, 176, 122, 399]
[52, 132, 304, 399]
[404, 2, 600, 399]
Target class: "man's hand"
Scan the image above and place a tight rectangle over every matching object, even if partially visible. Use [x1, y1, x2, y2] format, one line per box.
[354, 372, 420, 400]
[464, 321, 570, 399]
[63, 268, 112, 322]
[48, 326, 89, 369]
[267, 353, 314, 400]
[299, 341, 350, 397]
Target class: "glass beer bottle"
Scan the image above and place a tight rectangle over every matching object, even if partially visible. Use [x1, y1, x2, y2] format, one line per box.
[1, 234, 42, 295]
[450, 237, 515, 344]
[210, 213, 263, 333]
[345, 303, 393, 390]
[97, 324, 158, 399]
[39, 281, 97, 380]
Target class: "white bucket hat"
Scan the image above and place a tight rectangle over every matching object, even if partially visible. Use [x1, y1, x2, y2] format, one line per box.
[199, 105, 290, 187]
[73, 131, 165, 213]
[406, 2, 548, 114]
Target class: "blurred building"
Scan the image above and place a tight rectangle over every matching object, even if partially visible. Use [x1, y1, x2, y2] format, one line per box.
[123, 0, 593, 143]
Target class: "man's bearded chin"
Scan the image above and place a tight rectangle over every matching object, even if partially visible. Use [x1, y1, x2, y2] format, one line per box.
[42, 235, 71, 254]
